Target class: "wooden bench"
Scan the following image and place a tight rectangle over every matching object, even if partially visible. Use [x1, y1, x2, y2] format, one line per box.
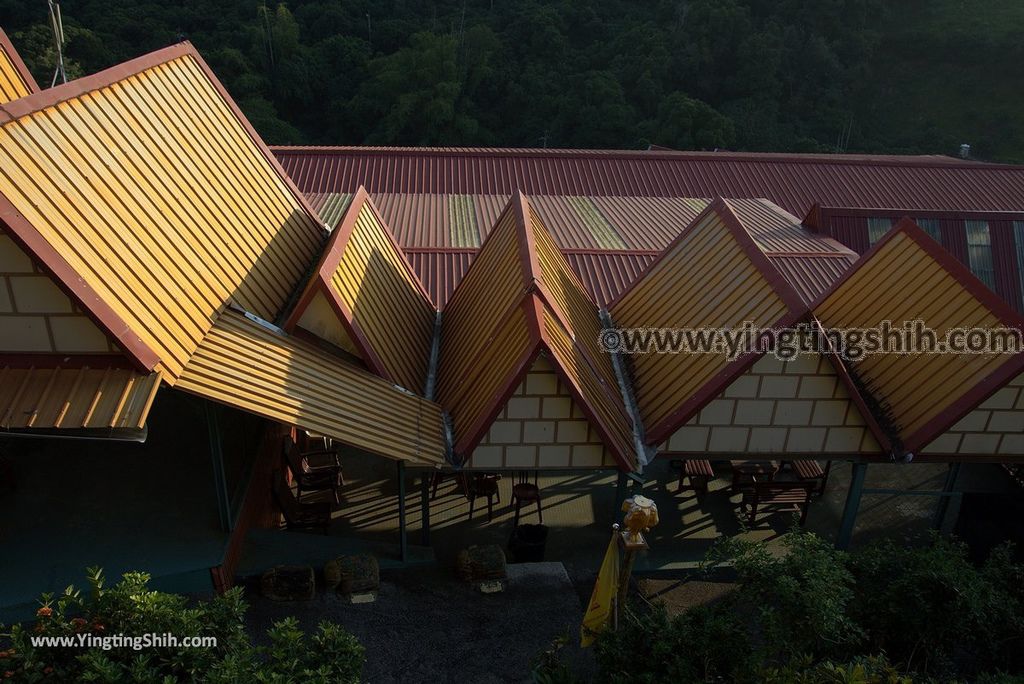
[791, 459, 831, 496]
[671, 459, 715, 499]
[740, 480, 815, 525]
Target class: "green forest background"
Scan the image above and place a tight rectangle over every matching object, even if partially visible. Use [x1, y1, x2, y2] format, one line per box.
[2, 0, 1021, 161]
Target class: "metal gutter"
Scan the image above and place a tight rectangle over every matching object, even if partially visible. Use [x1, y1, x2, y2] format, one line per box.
[599, 308, 654, 471]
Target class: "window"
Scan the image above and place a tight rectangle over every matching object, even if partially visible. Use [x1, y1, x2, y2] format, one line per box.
[916, 218, 942, 244]
[867, 217, 893, 246]
[1015, 221, 1024, 304]
[965, 220, 995, 289]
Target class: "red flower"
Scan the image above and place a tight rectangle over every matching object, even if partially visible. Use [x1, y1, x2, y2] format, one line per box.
[71, 618, 87, 631]
[43, 667, 53, 675]
[3, 671, 12, 679]
[36, 606, 53, 618]
[91, 621, 105, 633]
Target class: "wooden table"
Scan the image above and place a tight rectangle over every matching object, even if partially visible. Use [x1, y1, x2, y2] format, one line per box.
[730, 459, 779, 490]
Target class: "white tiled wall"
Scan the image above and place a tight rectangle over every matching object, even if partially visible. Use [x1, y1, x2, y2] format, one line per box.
[662, 352, 881, 455]
[0, 230, 115, 354]
[921, 372, 1024, 455]
[469, 353, 617, 469]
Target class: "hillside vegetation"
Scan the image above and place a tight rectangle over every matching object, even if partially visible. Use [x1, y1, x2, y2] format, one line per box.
[1, 0, 1020, 161]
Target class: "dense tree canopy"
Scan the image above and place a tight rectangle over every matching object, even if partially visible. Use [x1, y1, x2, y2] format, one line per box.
[1, 0, 1020, 161]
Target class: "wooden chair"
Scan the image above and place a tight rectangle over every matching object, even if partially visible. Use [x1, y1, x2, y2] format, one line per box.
[468, 473, 501, 522]
[301, 430, 333, 452]
[791, 459, 831, 496]
[272, 471, 331, 534]
[289, 434, 345, 478]
[283, 439, 343, 504]
[672, 459, 714, 499]
[431, 470, 469, 499]
[512, 471, 542, 526]
[740, 480, 815, 526]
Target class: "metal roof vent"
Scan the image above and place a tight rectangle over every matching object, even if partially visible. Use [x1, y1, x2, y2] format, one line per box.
[959, 143, 971, 159]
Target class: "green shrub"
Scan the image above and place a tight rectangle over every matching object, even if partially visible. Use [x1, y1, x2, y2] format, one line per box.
[756, 654, 913, 684]
[849, 536, 1024, 678]
[0, 567, 364, 683]
[708, 529, 864, 662]
[581, 530, 1024, 682]
[530, 634, 580, 684]
[594, 602, 753, 683]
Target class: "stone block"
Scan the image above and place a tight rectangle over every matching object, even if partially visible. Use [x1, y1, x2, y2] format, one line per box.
[261, 565, 315, 601]
[324, 554, 380, 595]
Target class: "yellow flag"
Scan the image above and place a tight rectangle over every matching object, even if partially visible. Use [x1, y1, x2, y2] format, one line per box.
[580, 530, 620, 647]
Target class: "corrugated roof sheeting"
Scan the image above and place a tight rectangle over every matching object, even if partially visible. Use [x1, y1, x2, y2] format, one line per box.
[541, 307, 636, 469]
[289, 189, 435, 393]
[529, 203, 621, 395]
[610, 205, 794, 438]
[811, 206, 1024, 314]
[448, 303, 536, 455]
[281, 146, 971, 162]
[0, 28, 35, 104]
[567, 197, 626, 249]
[306, 192, 353, 228]
[564, 251, 657, 307]
[373, 193, 448, 248]
[473, 194, 512, 239]
[723, 198, 858, 305]
[728, 198, 852, 256]
[814, 223, 1024, 453]
[435, 206, 531, 449]
[274, 147, 1024, 213]
[591, 196, 708, 250]
[818, 214, 872, 255]
[448, 194, 480, 247]
[432, 193, 640, 468]
[0, 366, 160, 429]
[529, 195, 602, 249]
[404, 250, 475, 308]
[0, 46, 325, 380]
[403, 249, 657, 310]
[176, 310, 446, 465]
[343, 192, 716, 252]
[769, 254, 858, 304]
[528, 198, 636, 467]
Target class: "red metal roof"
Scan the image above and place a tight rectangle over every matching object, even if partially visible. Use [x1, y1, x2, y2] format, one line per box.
[722, 198, 859, 304]
[404, 250, 476, 308]
[393, 200, 856, 309]
[274, 146, 1024, 214]
[433, 193, 638, 470]
[564, 251, 658, 308]
[309, 192, 708, 250]
[405, 249, 658, 308]
[769, 254, 857, 304]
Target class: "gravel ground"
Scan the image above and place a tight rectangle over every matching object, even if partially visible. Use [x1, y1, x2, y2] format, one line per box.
[244, 562, 596, 683]
[637, 577, 737, 615]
